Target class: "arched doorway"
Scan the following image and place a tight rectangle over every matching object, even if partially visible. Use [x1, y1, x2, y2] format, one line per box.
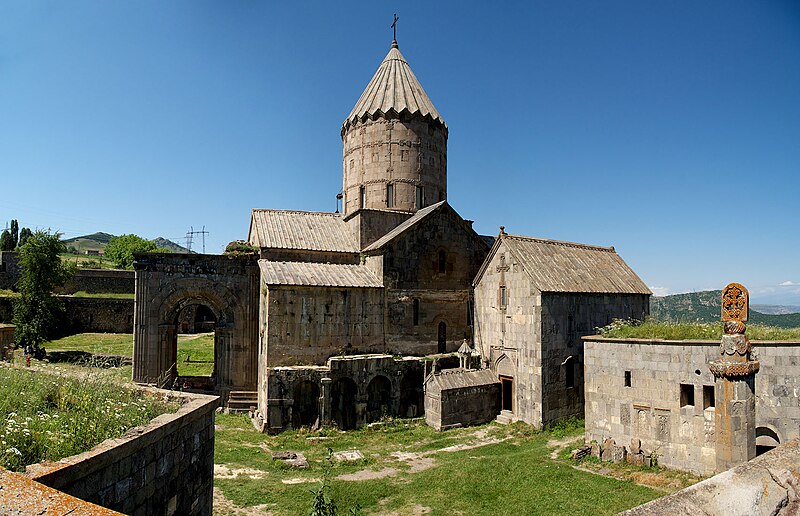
[438, 321, 447, 353]
[173, 302, 217, 380]
[332, 377, 358, 430]
[399, 370, 424, 418]
[366, 375, 391, 423]
[293, 381, 320, 428]
[756, 426, 780, 456]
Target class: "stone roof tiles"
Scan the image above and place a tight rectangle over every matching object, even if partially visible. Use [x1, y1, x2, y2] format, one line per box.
[249, 209, 359, 253]
[342, 42, 445, 132]
[427, 368, 499, 391]
[477, 234, 651, 295]
[259, 261, 383, 288]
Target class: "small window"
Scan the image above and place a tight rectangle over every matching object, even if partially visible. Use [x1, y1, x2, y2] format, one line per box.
[401, 149, 409, 162]
[373, 151, 380, 163]
[415, 185, 424, 209]
[624, 370, 631, 387]
[703, 385, 715, 409]
[386, 183, 394, 208]
[359, 186, 366, 209]
[412, 299, 419, 326]
[680, 384, 695, 407]
[438, 250, 446, 274]
[499, 286, 507, 308]
[565, 359, 575, 389]
[349, 159, 355, 171]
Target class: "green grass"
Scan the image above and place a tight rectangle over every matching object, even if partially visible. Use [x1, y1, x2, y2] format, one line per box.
[213, 415, 663, 515]
[597, 319, 800, 340]
[0, 289, 19, 297]
[0, 366, 179, 472]
[177, 333, 214, 376]
[70, 291, 134, 299]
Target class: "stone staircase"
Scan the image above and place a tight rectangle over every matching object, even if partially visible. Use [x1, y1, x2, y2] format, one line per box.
[495, 410, 513, 425]
[226, 391, 258, 414]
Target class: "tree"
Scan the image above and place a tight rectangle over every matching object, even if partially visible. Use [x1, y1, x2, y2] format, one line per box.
[105, 234, 166, 269]
[9, 220, 18, 248]
[18, 227, 33, 248]
[12, 230, 73, 353]
[0, 230, 12, 251]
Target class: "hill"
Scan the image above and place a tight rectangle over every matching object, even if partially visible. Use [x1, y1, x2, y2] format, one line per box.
[61, 232, 114, 252]
[152, 237, 191, 253]
[650, 290, 800, 329]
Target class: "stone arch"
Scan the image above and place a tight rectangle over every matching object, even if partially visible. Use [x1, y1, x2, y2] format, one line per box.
[366, 375, 392, 423]
[293, 380, 320, 429]
[399, 370, 424, 418]
[756, 425, 781, 456]
[331, 377, 358, 430]
[495, 354, 514, 378]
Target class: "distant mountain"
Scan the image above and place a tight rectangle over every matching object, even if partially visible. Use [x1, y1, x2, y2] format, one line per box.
[752, 304, 800, 315]
[650, 290, 800, 328]
[152, 237, 192, 253]
[62, 232, 115, 252]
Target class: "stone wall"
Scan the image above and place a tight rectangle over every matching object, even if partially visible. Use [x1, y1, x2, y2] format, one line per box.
[0, 251, 20, 290]
[0, 324, 14, 360]
[344, 208, 411, 249]
[260, 285, 385, 367]
[584, 336, 800, 475]
[424, 370, 500, 431]
[57, 268, 135, 295]
[26, 389, 218, 515]
[0, 296, 133, 334]
[259, 248, 360, 265]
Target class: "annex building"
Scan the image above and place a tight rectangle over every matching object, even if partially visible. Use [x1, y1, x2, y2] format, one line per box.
[132, 36, 649, 433]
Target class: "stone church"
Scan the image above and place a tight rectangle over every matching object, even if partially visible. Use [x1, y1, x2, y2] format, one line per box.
[132, 36, 649, 433]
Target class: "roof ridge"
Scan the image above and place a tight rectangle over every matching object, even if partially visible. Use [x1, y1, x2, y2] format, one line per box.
[251, 208, 342, 217]
[505, 234, 615, 253]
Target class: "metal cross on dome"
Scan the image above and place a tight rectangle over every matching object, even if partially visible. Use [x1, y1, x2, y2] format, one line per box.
[391, 14, 399, 41]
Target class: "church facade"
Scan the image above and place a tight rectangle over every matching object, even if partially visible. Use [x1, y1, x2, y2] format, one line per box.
[132, 36, 650, 433]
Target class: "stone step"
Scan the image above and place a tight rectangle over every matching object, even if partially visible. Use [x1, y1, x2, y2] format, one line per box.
[495, 410, 513, 425]
[226, 391, 258, 414]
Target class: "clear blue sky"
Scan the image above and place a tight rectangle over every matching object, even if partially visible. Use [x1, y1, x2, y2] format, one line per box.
[1, 1, 798, 304]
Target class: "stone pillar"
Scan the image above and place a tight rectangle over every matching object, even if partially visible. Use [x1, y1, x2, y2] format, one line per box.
[319, 377, 332, 426]
[709, 283, 759, 473]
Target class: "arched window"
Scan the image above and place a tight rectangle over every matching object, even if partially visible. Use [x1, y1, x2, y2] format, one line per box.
[564, 356, 575, 389]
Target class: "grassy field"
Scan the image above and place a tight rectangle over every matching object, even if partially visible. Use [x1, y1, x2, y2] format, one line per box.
[0, 365, 178, 472]
[45, 332, 214, 377]
[213, 416, 674, 515]
[70, 291, 135, 299]
[598, 319, 800, 340]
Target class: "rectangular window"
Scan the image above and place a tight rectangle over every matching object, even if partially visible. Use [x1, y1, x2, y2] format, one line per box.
[412, 299, 419, 326]
[386, 183, 394, 208]
[624, 370, 631, 387]
[401, 149, 409, 162]
[565, 360, 575, 389]
[703, 385, 715, 409]
[359, 186, 366, 209]
[415, 185, 424, 209]
[680, 384, 695, 407]
[499, 286, 507, 308]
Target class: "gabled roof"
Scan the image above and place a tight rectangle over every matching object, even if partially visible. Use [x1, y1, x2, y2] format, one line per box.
[475, 234, 651, 295]
[248, 209, 359, 253]
[259, 261, 382, 288]
[426, 368, 498, 391]
[362, 201, 445, 252]
[342, 42, 445, 133]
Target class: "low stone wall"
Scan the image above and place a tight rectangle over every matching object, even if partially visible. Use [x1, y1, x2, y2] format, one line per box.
[0, 324, 14, 360]
[26, 389, 218, 515]
[57, 269, 135, 295]
[621, 439, 800, 515]
[0, 296, 134, 334]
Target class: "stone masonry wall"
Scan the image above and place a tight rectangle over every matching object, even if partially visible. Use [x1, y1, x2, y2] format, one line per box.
[0, 296, 133, 334]
[56, 269, 135, 295]
[27, 390, 218, 516]
[0, 251, 20, 290]
[584, 336, 800, 476]
[261, 285, 385, 367]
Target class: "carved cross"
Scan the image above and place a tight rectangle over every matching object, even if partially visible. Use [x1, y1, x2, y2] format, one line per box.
[496, 253, 509, 273]
[391, 14, 399, 41]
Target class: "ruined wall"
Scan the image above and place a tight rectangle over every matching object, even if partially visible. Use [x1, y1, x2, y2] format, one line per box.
[56, 269, 135, 295]
[27, 390, 218, 516]
[261, 285, 385, 367]
[541, 293, 649, 426]
[472, 239, 543, 426]
[342, 115, 447, 216]
[584, 336, 800, 476]
[0, 324, 14, 359]
[0, 251, 20, 290]
[61, 297, 134, 334]
[376, 205, 488, 355]
[424, 371, 500, 431]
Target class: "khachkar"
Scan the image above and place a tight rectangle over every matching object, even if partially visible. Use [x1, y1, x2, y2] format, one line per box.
[709, 282, 760, 473]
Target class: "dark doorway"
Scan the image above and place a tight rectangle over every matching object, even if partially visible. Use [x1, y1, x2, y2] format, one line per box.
[293, 381, 320, 428]
[366, 375, 392, 423]
[399, 370, 424, 418]
[438, 321, 447, 353]
[332, 377, 358, 430]
[500, 375, 513, 412]
[173, 302, 217, 380]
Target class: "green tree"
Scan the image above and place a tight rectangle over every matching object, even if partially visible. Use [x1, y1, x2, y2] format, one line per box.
[105, 234, 166, 269]
[12, 230, 73, 353]
[18, 227, 33, 248]
[10, 220, 18, 248]
[0, 230, 12, 251]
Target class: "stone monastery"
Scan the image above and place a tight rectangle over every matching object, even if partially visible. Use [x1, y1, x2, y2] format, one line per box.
[132, 36, 649, 433]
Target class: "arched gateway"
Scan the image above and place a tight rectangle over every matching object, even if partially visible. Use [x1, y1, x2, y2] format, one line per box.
[132, 253, 260, 399]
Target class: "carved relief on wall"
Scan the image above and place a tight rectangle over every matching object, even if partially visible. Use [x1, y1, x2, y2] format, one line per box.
[721, 282, 748, 323]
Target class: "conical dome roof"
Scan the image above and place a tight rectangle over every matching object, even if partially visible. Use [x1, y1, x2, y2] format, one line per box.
[342, 41, 445, 132]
